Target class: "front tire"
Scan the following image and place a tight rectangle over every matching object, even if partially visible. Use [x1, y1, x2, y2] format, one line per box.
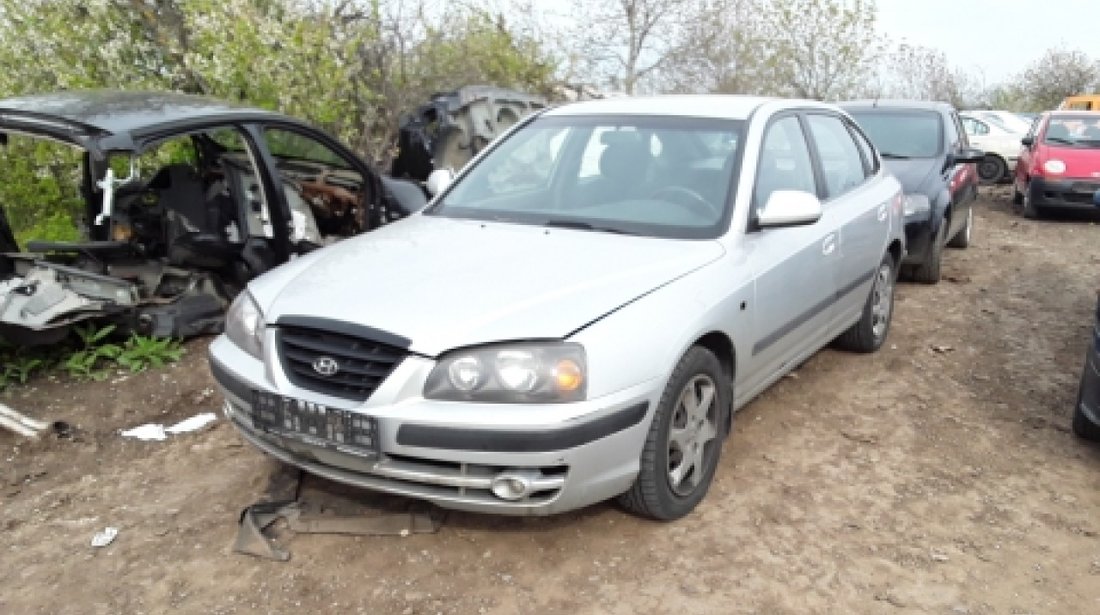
[947, 205, 973, 249]
[908, 218, 946, 284]
[1073, 377, 1100, 441]
[618, 347, 730, 521]
[835, 252, 896, 353]
[1019, 182, 1041, 219]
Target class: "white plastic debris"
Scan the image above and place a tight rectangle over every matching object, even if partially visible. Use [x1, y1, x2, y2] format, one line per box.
[119, 423, 167, 441]
[120, 412, 218, 441]
[91, 527, 119, 548]
[166, 412, 217, 435]
[0, 403, 50, 438]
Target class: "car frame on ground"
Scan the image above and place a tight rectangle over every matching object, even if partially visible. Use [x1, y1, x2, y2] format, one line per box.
[840, 100, 982, 284]
[0, 90, 426, 346]
[1012, 110, 1100, 218]
[210, 95, 906, 520]
[960, 112, 1022, 184]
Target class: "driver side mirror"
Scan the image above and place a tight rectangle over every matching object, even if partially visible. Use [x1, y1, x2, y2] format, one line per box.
[956, 147, 986, 164]
[757, 190, 823, 228]
[1021, 136, 1034, 147]
[425, 168, 454, 197]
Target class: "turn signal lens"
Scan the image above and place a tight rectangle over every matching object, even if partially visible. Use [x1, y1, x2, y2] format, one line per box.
[553, 359, 583, 392]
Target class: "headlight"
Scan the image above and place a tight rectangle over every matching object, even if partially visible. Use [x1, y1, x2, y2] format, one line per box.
[902, 194, 931, 217]
[1043, 159, 1066, 174]
[225, 291, 265, 359]
[424, 342, 586, 403]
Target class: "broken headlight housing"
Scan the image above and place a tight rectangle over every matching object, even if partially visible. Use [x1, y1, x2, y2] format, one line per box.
[424, 342, 586, 403]
[226, 291, 265, 359]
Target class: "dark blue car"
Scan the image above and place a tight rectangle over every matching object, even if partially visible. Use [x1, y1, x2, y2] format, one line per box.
[841, 100, 985, 284]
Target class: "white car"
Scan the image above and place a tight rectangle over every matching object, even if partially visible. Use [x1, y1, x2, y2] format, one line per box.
[208, 95, 905, 520]
[961, 112, 1025, 183]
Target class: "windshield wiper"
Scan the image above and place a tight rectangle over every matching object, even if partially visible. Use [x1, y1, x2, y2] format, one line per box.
[543, 219, 635, 235]
[879, 152, 912, 159]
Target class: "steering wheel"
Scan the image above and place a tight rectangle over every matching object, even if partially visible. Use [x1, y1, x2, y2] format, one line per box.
[650, 186, 719, 218]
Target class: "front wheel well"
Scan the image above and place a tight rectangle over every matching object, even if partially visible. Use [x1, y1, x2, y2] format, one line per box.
[887, 239, 903, 270]
[691, 331, 735, 436]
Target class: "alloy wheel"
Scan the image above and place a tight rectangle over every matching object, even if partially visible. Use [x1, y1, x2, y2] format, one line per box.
[666, 374, 719, 497]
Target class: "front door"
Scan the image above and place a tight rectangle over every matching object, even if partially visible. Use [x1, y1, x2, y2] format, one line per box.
[741, 114, 840, 388]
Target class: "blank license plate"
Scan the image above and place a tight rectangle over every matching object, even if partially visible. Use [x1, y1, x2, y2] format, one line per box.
[252, 392, 379, 458]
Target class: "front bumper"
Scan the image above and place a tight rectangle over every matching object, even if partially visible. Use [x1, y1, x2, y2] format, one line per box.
[900, 215, 934, 264]
[208, 335, 658, 515]
[1029, 177, 1100, 210]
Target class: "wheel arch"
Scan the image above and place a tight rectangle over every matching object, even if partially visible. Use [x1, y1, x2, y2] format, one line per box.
[691, 330, 736, 436]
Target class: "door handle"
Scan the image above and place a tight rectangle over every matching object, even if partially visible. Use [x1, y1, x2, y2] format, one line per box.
[877, 203, 888, 222]
[822, 234, 837, 256]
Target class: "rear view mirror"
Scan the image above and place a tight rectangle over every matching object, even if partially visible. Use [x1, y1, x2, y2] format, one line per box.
[425, 168, 454, 196]
[757, 190, 823, 228]
[1021, 136, 1034, 147]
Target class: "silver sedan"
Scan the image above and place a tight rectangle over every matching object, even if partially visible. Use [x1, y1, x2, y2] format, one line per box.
[209, 95, 905, 520]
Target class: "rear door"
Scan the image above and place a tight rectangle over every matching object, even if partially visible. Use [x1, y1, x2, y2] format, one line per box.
[740, 114, 840, 388]
[803, 112, 891, 319]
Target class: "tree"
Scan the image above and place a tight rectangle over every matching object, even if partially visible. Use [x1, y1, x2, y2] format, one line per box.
[877, 44, 982, 108]
[1017, 48, 1100, 110]
[656, 0, 773, 95]
[759, 0, 881, 100]
[569, 0, 692, 94]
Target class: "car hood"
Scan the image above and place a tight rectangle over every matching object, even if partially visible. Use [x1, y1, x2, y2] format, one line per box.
[1040, 145, 1100, 178]
[250, 215, 725, 357]
[883, 158, 940, 196]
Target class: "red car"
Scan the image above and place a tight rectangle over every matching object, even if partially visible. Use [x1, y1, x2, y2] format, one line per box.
[1013, 111, 1100, 217]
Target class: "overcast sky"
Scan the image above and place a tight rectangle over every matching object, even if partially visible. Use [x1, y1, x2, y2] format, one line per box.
[875, 0, 1100, 85]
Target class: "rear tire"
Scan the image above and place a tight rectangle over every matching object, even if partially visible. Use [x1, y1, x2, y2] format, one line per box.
[618, 347, 730, 521]
[977, 155, 1006, 184]
[835, 252, 896, 353]
[908, 218, 945, 284]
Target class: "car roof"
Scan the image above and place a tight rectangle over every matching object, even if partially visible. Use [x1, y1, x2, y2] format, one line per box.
[1047, 110, 1100, 118]
[839, 99, 954, 113]
[544, 95, 791, 121]
[0, 90, 285, 153]
[0, 90, 277, 133]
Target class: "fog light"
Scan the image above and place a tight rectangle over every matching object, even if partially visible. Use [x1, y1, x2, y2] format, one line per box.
[490, 471, 536, 500]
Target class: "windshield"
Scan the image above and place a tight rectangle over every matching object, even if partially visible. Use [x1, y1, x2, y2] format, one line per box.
[846, 110, 943, 158]
[1044, 116, 1100, 148]
[429, 115, 744, 239]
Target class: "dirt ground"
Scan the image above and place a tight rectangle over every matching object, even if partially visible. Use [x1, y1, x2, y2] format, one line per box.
[3, 187, 1100, 615]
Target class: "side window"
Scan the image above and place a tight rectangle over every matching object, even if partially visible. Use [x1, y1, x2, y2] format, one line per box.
[945, 112, 962, 148]
[847, 122, 879, 176]
[754, 116, 817, 208]
[262, 127, 368, 241]
[961, 117, 989, 136]
[805, 114, 867, 199]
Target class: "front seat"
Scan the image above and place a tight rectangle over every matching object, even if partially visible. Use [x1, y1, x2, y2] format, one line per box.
[589, 134, 653, 204]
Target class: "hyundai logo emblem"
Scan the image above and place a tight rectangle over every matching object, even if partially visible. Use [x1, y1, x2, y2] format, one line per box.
[312, 356, 340, 377]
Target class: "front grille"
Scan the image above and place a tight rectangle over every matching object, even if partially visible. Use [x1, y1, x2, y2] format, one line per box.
[277, 323, 407, 401]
